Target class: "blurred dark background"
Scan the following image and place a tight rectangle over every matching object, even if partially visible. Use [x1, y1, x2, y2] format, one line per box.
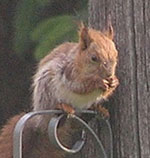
[0, 0, 88, 126]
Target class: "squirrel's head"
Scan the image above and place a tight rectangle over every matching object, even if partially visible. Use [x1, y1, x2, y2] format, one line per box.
[76, 22, 118, 80]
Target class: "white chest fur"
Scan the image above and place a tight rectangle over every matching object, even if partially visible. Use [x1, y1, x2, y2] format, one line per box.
[54, 77, 103, 109]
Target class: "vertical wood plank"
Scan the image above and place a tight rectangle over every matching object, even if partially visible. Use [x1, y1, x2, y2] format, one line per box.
[133, 0, 150, 157]
[88, 0, 150, 157]
[145, 2, 150, 155]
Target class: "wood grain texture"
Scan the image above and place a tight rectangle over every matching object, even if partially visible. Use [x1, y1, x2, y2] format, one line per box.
[88, 0, 150, 158]
[133, 0, 150, 157]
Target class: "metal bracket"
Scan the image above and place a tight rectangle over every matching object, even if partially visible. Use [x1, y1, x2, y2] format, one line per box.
[13, 110, 113, 158]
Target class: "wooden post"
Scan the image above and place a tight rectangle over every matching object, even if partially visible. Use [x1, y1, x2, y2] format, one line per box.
[87, 0, 150, 157]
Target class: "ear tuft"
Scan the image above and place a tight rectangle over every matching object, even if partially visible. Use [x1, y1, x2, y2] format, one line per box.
[79, 22, 92, 50]
[104, 15, 114, 40]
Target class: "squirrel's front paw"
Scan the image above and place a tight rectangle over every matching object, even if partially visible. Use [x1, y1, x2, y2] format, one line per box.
[90, 104, 110, 119]
[57, 103, 75, 114]
[96, 105, 110, 119]
[102, 79, 110, 90]
[98, 79, 109, 91]
[103, 76, 119, 89]
[108, 76, 119, 88]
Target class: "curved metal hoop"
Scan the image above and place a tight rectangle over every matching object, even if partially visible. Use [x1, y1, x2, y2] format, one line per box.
[48, 114, 86, 154]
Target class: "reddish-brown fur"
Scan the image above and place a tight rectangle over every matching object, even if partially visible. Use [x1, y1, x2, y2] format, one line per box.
[0, 114, 24, 158]
[0, 24, 119, 158]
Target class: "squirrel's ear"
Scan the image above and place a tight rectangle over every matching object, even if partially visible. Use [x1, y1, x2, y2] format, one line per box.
[79, 22, 92, 50]
[104, 15, 114, 40]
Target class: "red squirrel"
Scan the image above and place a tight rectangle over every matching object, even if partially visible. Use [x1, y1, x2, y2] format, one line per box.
[0, 23, 119, 158]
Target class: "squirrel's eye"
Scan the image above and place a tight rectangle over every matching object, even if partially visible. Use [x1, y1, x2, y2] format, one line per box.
[91, 55, 98, 62]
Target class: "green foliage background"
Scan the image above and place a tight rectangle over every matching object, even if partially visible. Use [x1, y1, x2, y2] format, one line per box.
[31, 15, 77, 60]
[14, 0, 88, 60]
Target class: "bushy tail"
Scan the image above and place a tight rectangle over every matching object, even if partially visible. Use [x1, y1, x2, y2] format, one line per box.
[0, 113, 25, 158]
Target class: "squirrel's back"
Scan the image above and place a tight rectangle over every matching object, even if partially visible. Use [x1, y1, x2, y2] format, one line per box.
[39, 42, 78, 67]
